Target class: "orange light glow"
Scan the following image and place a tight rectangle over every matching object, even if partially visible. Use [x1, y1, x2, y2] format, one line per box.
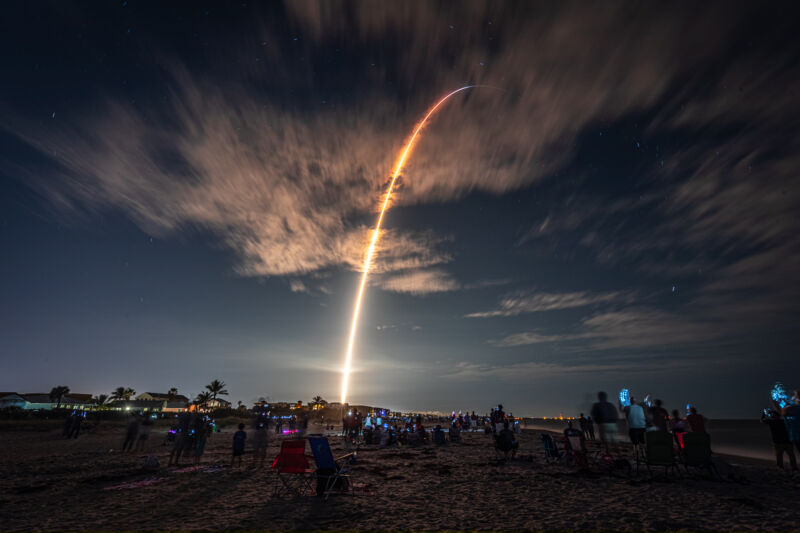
[340, 86, 475, 405]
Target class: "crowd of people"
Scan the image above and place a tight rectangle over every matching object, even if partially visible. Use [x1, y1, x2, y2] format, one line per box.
[584, 391, 710, 454]
[90, 388, 800, 474]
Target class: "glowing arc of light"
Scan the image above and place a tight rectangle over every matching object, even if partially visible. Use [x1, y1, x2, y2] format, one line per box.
[340, 85, 475, 405]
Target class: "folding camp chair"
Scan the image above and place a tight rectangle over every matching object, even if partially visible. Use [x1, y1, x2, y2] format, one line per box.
[271, 439, 313, 497]
[681, 432, 719, 478]
[563, 432, 589, 469]
[540, 433, 563, 464]
[307, 436, 354, 500]
[644, 431, 680, 479]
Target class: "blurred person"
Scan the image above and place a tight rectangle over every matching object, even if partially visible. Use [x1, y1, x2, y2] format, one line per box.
[250, 421, 267, 466]
[122, 413, 140, 452]
[649, 399, 669, 432]
[192, 415, 210, 465]
[590, 391, 619, 452]
[578, 413, 588, 439]
[231, 423, 247, 468]
[686, 406, 707, 433]
[62, 412, 75, 438]
[167, 407, 192, 467]
[68, 411, 84, 439]
[586, 416, 595, 441]
[135, 415, 153, 452]
[761, 409, 797, 471]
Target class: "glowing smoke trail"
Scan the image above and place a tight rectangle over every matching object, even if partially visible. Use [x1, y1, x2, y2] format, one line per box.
[340, 85, 476, 405]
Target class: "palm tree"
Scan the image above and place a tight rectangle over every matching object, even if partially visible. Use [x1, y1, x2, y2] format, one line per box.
[195, 391, 212, 411]
[205, 380, 228, 403]
[312, 395, 326, 409]
[49, 386, 70, 409]
[110, 387, 136, 402]
[167, 387, 178, 401]
[110, 387, 126, 402]
[93, 394, 108, 407]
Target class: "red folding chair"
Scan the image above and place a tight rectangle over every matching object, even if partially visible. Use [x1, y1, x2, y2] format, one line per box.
[272, 439, 313, 497]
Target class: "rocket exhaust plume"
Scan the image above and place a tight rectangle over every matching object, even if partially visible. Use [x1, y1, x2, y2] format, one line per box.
[340, 86, 477, 405]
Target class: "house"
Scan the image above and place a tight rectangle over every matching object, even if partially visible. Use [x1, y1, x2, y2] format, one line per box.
[107, 400, 164, 412]
[206, 398, 231, 409]
[136, 392, 190, 403]
[0, 392, 27, 409]
[21, 393, 96, 410]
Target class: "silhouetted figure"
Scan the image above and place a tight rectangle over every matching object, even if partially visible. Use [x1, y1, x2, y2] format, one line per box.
[69, 412, 83, 439]
[761, 409, 797, 471]
[686, 406, 707, 433]
[781, 390, 800, 455]
[586, 416, 595, 440]
[649, 399, 669, 432]
[496, 420, 518, 459]
[231, 423, 246, 468]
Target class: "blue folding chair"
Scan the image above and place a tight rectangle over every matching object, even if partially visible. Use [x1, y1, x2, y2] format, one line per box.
[307, 436, 355, 500]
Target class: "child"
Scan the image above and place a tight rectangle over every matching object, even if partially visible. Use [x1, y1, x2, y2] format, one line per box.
[232, 423, 247, 468]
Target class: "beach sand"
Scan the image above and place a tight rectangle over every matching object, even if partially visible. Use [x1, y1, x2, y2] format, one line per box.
[1, 423, 798, 531]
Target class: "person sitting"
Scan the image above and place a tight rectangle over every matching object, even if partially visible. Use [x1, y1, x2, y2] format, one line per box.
[416, 422, 428, 443]
[670, 409, 688, 448]
[496, 420, 519, 459]
[686, 406, 708, 433]
[449, 421, 461, 443]
[433, 425, 447, 445]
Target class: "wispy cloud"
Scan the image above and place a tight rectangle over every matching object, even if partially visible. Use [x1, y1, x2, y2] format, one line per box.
[377, 269, 460, 295]
[466, 290, 632, 318]
[4, 2, 770, 286]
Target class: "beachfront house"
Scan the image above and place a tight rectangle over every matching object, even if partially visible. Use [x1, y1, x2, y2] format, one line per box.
[21, 393, 96, 410]
[135, 392, 190, 403]
[0, 392, 27, 409]
[108, 399, 189, 413]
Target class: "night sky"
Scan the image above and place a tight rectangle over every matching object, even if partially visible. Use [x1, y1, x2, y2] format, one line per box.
[1, 1, 798, 417]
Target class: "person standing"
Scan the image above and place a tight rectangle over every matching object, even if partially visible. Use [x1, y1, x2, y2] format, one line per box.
[761, 409, 797, 471]
[590, 391, 619, 452]
[122, 414, 140, 452]
[231, 423, 247, 468]
[168, 408, 192, 467]
[135, 415, 153, 452]
[781, 390, 800, 456]
[68, 412, 84, 439]
[251, 421, 268, 468]
[586, 416, 595, 441]
[578, 413, 588, 440]
[621, 396, 647, 459]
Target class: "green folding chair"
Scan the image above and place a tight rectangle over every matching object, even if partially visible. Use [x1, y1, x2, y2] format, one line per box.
[645, 431, 680, 479]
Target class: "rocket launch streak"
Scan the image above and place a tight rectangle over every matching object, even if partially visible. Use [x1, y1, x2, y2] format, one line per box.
[340, 86, 476, 405]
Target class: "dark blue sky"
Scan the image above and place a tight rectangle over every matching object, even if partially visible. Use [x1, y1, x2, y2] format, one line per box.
[1, 1, 798, 417]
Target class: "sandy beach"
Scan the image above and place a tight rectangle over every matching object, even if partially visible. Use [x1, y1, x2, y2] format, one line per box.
[1, 421, 799, 531]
